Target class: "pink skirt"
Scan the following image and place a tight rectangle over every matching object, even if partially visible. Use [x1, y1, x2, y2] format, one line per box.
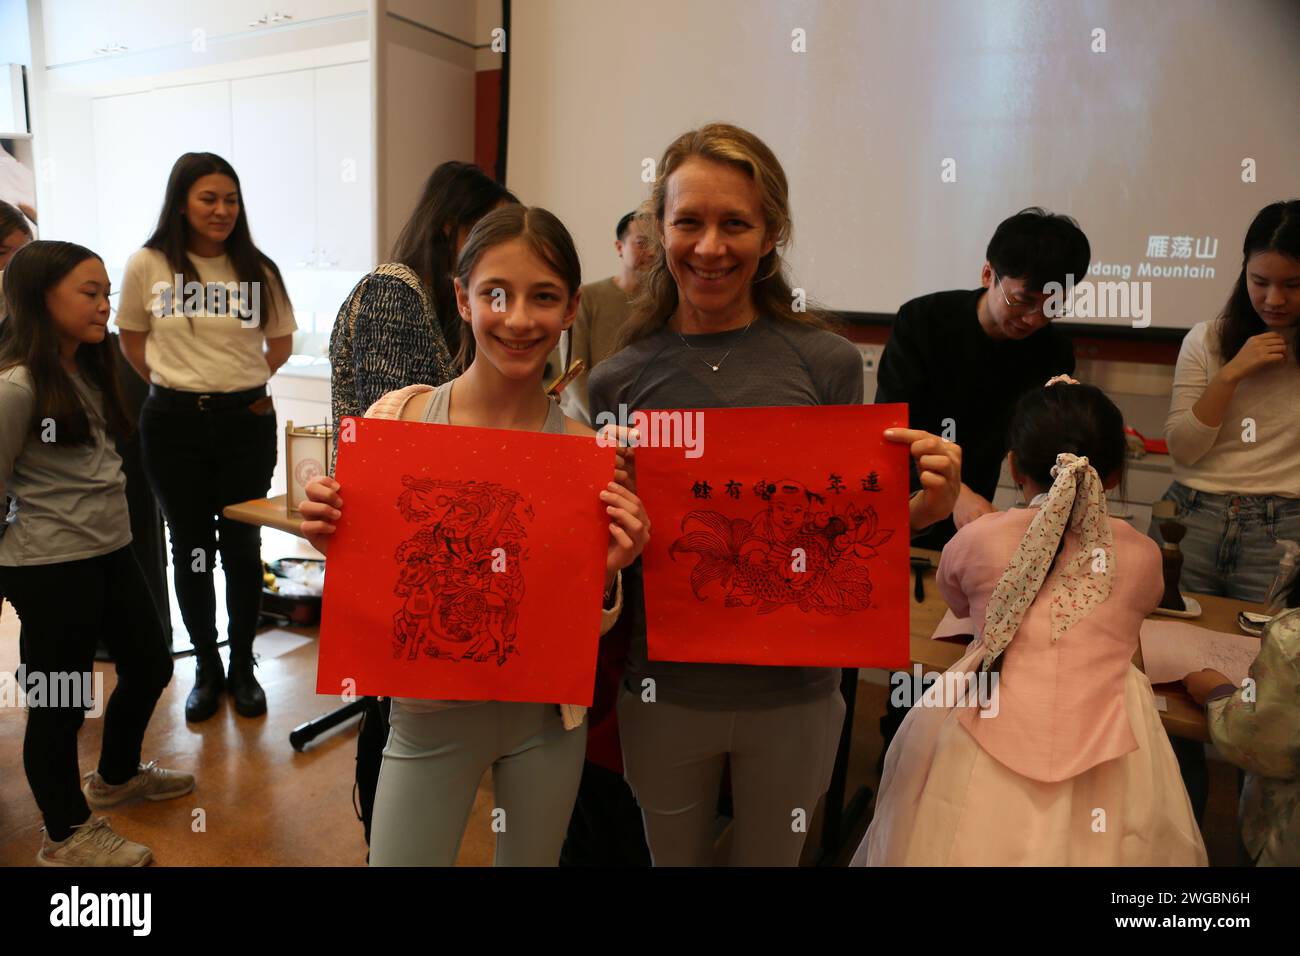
[853, 644, 1207, 866]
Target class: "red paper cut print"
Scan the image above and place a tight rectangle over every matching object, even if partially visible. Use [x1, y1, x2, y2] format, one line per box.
[316, 416, 613, 706]
[637, 404, 911, 669]
[390, 477, 530, 666]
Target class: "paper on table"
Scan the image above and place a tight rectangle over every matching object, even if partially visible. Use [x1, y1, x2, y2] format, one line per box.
[1139, 618, 1261, 689]
[931, 609, 976, 642]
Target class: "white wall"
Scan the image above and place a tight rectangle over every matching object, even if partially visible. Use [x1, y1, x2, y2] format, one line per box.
[0, 1, 31, 65]
[507, 0, 1300, 331]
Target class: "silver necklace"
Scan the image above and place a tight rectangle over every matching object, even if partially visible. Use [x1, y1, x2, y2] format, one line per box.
[675, 316, 758, 372]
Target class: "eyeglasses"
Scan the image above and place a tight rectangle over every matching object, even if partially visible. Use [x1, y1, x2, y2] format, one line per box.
[993, 272, 1049, 317]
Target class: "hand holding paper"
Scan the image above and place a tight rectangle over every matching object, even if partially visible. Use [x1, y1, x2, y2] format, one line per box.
[883, 428, 963, 531]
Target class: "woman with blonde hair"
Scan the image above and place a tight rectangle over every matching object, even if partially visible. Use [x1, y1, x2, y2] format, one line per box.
[588, 123, 962, 866]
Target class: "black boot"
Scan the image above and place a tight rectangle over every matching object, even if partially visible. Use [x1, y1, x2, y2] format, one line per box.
[227, 653, 267, 718]
[185, 651, 225, 723]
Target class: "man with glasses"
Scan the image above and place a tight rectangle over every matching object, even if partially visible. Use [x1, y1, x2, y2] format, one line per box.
[876, 207, 1085, 550]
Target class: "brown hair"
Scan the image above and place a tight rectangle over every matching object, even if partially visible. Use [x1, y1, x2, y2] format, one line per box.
[391, 161, 519, 355]
[452, 205, 582, 370]
[0, 199, 33, 244]
[616, 123, 832, 350]
[1215, 200, 1300, 368]
[0, 241, 133, 443]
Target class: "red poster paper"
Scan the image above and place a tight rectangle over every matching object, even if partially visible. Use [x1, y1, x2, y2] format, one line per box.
[316, 416, 614, 706]
[637, 404, 911, 669]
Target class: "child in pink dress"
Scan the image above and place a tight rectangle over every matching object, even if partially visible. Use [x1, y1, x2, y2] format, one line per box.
[854, 378, 1207, 866]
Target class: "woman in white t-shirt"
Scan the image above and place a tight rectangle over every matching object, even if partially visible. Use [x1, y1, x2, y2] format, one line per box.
[1152, 200, 1300, 604]
[117, 152, 296, 723]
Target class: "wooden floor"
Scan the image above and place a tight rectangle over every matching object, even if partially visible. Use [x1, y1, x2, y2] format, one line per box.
[0, 534, 1246, 867]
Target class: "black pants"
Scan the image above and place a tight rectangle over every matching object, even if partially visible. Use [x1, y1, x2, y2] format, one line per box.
[139, 388, 277, 658]
[560, 760, 652, 867]
[0, 548, 173, 841]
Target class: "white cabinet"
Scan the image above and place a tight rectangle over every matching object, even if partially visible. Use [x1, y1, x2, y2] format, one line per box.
[43, 0, 188, 66]
[150, 81, 233, 160]
[92, 91, 166, 270]
[91, 79, 234, 271]
[42, 0, 367, 66]
[207, 1, 367, 41]
[268, 368, 331, 497]
[231, 63, 372, 275]
[90, 60, 371, 334]
[313, 61, 372, 271]
[231, 68, 317, 271]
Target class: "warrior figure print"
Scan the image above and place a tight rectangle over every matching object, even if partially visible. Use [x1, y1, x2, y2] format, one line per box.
[390, 476, 532, 665]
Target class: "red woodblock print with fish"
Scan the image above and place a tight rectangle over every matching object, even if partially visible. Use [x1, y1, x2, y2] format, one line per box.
[316, 416, 613, 705]
[637, 404, 910, 668]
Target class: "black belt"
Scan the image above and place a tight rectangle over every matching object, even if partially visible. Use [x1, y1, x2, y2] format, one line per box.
[148, 384, 267, 412]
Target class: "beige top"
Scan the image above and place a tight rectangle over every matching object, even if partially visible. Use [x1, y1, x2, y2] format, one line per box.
[558, 276, 635, 424]
[115, 247, 296, 392]
[1165, 320, 1300, 497]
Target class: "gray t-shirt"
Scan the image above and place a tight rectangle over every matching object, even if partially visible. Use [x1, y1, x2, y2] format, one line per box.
[0, 365, 132, 566]
[587, 316, 866, 709]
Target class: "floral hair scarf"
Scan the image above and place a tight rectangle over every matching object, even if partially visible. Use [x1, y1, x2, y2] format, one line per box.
[979, 452, 1115, 671]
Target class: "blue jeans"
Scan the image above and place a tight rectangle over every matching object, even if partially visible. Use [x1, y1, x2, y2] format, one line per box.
[1148, 482, 1300, 604]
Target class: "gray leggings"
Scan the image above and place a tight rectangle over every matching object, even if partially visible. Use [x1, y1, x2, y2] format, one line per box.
[617, 686, 846, 866]
[368, 700, 586, 866]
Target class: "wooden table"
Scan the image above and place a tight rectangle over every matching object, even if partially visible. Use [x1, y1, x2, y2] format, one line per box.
[903, 548, 1264, 742]
[223, 494, 307, 537]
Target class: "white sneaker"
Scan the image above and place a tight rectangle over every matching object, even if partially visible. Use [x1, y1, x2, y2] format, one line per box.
[83, 761, 195, 809]
[37, 816, 152, 867]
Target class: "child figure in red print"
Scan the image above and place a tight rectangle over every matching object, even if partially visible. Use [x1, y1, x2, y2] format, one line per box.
[738, 481, 818, 594]
[855, 379, 1207, 866]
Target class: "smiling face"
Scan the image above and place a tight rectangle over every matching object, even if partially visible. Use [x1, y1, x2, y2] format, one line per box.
[1246, 250, 1300, 330]
[660, 157, 775, 327]
[771, 492, 808, 534]
[46, 257, 111, 353]
[184, 173, 240, 251]
[455, 238, 578, 380]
